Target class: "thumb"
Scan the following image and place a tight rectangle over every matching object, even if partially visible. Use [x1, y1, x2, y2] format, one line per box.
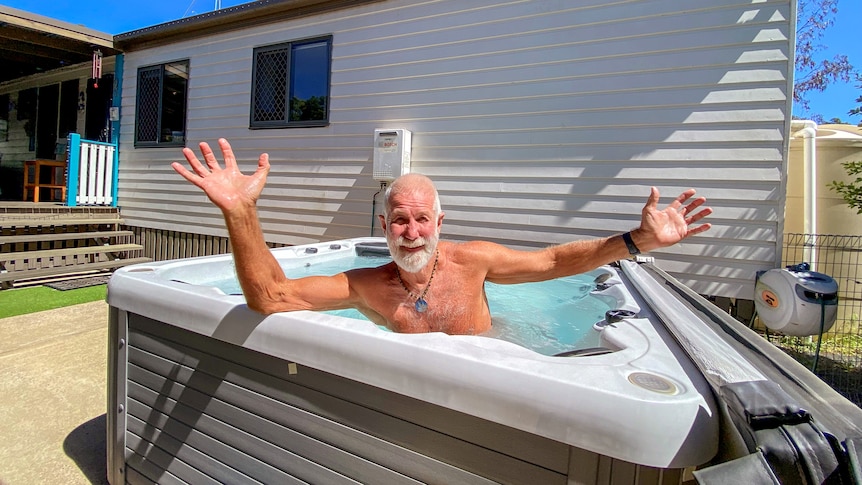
[257, 153, 270, 174]
[643, 186, 660, 213]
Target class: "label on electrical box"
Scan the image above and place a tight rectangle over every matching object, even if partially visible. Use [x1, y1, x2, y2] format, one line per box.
[377, 135, 398, 153]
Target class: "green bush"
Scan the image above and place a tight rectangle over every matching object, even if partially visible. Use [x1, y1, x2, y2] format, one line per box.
[829, 160, 862, 214]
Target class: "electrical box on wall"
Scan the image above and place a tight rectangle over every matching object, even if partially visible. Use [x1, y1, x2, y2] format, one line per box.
[372, 129, 412, 182]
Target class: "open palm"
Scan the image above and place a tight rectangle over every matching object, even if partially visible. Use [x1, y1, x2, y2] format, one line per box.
[640, 187, 712, 250]
[171, 138, 270, 213]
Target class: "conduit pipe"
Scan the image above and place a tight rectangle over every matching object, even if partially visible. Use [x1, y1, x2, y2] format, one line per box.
[791, 119, 818, 267]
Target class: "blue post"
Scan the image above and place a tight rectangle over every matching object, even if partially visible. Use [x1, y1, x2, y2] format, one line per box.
[66, 133, 81, 207]
[110, 54, 123, 207]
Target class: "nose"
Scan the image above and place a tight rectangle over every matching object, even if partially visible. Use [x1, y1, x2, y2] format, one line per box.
[404, 220, 420, 239]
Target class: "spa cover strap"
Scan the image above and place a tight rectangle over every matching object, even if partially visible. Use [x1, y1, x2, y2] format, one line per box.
[696, 380, 849, 485]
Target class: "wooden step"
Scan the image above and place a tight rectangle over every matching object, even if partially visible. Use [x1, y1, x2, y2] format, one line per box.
[0, 230, 134, 245]
[0, 217, 125, 228]
[0, 244, 143, 262]
[0, 257, 153, 284]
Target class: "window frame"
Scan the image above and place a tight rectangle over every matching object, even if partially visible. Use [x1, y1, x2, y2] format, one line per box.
[249, 35, 332, 129]
[134, 59, 190, 147]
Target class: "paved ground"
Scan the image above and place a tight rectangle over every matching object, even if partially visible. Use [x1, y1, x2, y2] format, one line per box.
[0, 300, 110, 485]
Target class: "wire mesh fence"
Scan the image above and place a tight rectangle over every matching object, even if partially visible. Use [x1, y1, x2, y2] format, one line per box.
[760, 234, 862, 406]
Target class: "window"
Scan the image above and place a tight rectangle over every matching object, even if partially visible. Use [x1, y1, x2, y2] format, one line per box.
[135, 60, 189, 146]
[251, 37, 331, 128]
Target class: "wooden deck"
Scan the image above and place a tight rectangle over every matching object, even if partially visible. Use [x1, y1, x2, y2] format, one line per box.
[0, 202, 150, 288]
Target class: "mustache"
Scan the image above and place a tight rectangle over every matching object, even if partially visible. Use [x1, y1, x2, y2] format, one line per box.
[396, 237, 427, 248]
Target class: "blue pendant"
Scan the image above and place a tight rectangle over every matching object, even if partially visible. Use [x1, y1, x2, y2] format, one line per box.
[415, 299, 428, 313]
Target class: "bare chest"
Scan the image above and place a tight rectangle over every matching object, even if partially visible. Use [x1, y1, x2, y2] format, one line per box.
[363, 270, 491, 335]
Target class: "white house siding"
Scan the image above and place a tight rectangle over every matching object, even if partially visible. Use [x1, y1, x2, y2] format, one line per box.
[117, 0, 795, 299]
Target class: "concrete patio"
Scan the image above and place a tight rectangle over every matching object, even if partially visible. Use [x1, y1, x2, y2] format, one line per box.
[0, 300, 109, 485]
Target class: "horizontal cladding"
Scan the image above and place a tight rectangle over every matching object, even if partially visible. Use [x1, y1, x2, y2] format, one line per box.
[126, 314, 568, 484]
[332, 33, 789, 81]
[333, 0, 788, 52]
[332, 73, 789, 113]
[118, 0, 792, 298]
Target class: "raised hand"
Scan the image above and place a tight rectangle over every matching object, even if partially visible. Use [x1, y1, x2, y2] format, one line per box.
[637, 187, 712, 251]
[171, 138, 270, 213]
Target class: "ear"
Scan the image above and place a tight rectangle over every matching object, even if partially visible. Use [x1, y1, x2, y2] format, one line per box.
[378, 214, 387, 234]
[436, 211, 445, 233]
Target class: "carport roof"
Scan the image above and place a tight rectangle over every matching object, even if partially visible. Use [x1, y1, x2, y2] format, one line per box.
[0, 5, 119, 84]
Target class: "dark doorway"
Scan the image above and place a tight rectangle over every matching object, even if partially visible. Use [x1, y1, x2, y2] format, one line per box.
[85, 74, 113, 141]
[59, 79, 79, 139]
[35, 83, 59, 159]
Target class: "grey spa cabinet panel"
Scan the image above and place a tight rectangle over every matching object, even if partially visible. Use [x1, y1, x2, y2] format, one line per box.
[107, 311, 683, 485]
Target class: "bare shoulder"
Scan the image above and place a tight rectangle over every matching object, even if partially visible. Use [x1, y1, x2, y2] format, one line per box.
[344, 263, 392, 285]
[441, 240, 515, 266]
[337, 264, 393, 306]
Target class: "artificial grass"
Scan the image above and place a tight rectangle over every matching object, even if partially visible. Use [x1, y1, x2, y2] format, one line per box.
[0, 284, 107, 319]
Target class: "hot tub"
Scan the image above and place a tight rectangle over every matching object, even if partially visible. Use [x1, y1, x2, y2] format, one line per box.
[106, 237, 722, 484]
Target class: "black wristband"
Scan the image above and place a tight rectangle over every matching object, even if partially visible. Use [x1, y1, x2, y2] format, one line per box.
[622, 232, 641, 255]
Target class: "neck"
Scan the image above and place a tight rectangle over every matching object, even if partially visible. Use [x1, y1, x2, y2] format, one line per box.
[398, 258, 436, 286]
[400, 261, 433, 281]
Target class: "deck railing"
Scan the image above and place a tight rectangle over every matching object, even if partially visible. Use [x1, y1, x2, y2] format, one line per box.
[66, 133, 119, 207]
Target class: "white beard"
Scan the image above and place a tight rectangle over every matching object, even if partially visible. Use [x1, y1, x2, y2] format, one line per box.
[388, 232, 439, 273]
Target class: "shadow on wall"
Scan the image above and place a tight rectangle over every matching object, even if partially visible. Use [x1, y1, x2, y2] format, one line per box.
[64, 414, 109, 485]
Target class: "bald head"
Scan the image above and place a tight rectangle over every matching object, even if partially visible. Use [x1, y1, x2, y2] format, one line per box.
[383, 173, 442, 221]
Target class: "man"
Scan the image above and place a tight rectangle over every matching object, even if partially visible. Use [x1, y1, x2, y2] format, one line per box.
[173, 138, 712, 335]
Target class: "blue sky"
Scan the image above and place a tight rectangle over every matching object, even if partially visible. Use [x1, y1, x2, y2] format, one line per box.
[4, 0, 860, 123]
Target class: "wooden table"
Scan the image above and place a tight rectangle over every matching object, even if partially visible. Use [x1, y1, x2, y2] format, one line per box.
[23, 159, 67, 203]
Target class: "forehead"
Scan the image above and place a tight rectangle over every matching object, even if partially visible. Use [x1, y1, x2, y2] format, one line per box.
[389, 192, 434, 212]
[388, 189, 436, 214]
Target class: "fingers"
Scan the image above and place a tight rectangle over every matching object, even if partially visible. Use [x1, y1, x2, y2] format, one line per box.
[200, 140, 222, 171]
[180, 145, 210, 178]
[171, 161, 201, 186]
[671, 188, 698, 209]
[686, 223, 712, 237]
[686, 206, 712, 225]
[175, 140, 236, 179]
[646, 187, 705, 217]
[218, 138, 238, 170]
[679, 196, 707, 217]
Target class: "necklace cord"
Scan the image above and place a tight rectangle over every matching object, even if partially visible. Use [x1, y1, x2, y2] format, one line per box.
[394, 251, 439, 302]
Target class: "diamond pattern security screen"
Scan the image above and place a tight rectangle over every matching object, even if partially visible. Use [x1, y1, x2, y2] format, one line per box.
[251, 37, 331, 128]
[135, 61, 189, 146]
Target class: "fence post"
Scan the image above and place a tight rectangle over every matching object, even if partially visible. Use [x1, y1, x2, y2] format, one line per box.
[66, 133, 81, 207]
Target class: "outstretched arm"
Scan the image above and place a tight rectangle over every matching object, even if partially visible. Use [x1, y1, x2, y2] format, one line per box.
[482, 187, 712, 284]
[172, 139, 355, 313]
